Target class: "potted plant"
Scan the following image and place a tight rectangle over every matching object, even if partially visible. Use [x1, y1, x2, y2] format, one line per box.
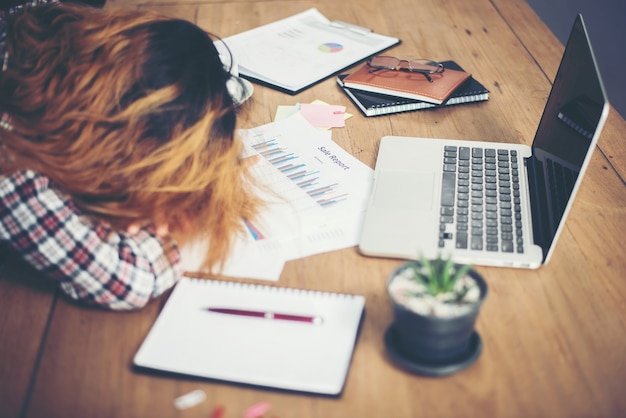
[384, 256, 488, 376]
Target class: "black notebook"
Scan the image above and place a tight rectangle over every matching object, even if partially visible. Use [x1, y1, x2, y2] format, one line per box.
[337, 61, 489, 117]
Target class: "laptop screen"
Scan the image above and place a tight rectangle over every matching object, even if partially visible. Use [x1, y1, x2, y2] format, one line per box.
[528, 15, 608, 259]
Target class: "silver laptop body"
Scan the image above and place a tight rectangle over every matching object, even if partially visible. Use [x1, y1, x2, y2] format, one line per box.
[358, 14, 609, 269]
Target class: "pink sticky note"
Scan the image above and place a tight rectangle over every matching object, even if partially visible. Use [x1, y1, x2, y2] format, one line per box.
[300, 103, 346, 128]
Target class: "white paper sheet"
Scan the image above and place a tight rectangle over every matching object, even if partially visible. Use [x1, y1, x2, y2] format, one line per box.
[134, 278, 365, 395]
[222, 8, 399, 93]
[180, 114, 373, 281]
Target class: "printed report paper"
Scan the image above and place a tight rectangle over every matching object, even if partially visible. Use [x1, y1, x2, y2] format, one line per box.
[222, 8, 400, 94]
[180, 114, 374, 280]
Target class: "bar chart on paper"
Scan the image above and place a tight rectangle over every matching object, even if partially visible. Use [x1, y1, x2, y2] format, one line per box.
[179, 115, 373, 280]
[229, 116, 373, 268]
[251, 139, 348, 208]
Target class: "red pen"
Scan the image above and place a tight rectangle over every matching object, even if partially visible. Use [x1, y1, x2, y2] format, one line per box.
[206, 307, 323, 325]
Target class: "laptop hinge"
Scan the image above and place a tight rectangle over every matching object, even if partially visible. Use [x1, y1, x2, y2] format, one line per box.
[526, 155, 549, 259]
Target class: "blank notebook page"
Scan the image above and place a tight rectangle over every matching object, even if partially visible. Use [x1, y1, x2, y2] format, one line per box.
[134, 278, 365, 395]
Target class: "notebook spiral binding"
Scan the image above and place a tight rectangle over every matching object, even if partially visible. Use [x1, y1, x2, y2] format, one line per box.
[186, 278, 359, 299]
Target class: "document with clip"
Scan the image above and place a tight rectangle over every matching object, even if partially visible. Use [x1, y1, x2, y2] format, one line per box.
[222, 8, 400, 94]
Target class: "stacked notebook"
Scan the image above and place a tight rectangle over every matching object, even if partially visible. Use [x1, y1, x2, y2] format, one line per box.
[337, 61, 489, 117]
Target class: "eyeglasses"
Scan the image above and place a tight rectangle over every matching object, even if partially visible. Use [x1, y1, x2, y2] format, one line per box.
[366, 56, 445, 82]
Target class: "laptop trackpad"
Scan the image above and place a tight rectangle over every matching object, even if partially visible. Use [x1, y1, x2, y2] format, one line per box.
[373, 170, 435, 210]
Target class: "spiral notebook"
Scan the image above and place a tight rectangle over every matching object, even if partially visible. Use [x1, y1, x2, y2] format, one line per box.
[337, 61, 489, 117]
[341, 60, 471, 104]
[134, 278, 365, 395]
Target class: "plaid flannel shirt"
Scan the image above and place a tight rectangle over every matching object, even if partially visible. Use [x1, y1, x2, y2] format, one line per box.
[0, 170, 182, 310]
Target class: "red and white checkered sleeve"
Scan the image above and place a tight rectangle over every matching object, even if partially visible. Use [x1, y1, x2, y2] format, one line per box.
[0, 170, 183, 310]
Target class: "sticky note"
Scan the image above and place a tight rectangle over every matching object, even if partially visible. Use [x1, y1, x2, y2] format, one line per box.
[300, 103, 346, 128]
[274, 104, 300, 121]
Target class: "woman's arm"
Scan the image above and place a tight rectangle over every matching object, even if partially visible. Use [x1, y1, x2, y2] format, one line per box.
[0, 170, 182, 310]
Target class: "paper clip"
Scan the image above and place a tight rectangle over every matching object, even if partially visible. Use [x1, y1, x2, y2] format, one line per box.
[329, 20, 372, 35]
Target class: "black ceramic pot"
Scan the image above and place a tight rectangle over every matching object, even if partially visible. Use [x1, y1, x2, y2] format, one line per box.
[386, 262, 488, 366]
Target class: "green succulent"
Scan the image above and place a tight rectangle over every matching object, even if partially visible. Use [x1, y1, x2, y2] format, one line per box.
[406, 256, 473, 298]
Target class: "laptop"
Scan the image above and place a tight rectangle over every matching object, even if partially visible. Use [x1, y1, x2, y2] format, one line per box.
[358, 14, 609, 269]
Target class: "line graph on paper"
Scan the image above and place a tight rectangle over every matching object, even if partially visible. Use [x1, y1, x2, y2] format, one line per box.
[251, 139, 349, 208]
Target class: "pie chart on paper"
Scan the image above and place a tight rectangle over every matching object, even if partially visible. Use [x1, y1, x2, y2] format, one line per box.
[318, 42, 344, 53]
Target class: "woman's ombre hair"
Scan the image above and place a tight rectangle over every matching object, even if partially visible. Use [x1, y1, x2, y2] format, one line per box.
[0, 3, 260, 271]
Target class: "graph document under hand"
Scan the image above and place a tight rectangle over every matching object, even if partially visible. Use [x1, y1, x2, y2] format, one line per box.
[239, 114, 374, 260]
[179, 114, 373, 280]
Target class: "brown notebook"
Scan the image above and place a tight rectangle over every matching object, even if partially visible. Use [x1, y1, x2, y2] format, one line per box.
[342, 63, 472, 104]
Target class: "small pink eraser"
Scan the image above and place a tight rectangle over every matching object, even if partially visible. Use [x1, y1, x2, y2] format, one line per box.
[243, 401, 271, 418]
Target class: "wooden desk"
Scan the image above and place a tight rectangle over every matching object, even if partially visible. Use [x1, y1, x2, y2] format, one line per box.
[2, 0, 625, 416]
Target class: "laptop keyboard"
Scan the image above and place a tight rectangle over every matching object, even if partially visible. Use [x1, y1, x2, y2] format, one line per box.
[439, 145, 524, 254]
